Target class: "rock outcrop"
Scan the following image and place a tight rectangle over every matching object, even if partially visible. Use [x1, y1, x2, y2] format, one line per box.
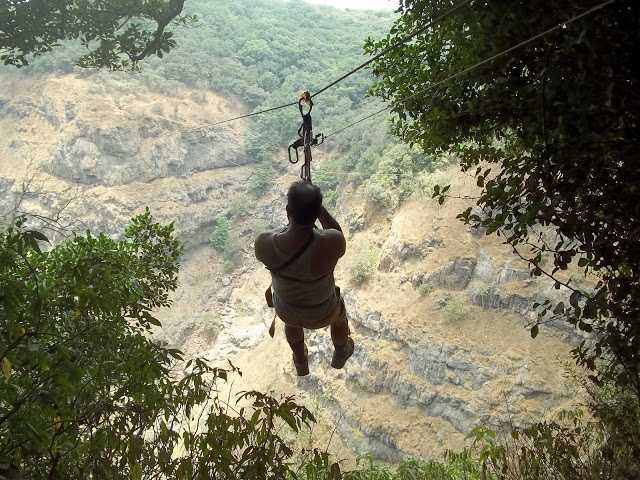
[48, 122, 248, 186]
[379, 233, 444, 272]
[412, 256, 477, 290]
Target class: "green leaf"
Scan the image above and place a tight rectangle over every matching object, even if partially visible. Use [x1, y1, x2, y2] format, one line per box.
[167, 348, 184, 360]
[143, 312, 162, 327]
[27, 230, 50, 243]
[131, 464, 142, 480]
[2, 357, 12, 382]
[553, 302, 565, 315]
[279, 409, 299, 433]
[249, 409, 261, 428]
[569, 291, 581, 308]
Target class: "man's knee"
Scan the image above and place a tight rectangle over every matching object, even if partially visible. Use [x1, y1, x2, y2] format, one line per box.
[284, 325, 304, 345]
[330, 306, 350, 346]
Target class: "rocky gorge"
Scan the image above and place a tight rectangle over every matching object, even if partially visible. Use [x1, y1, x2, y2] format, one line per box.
[0, 71, 582, 462]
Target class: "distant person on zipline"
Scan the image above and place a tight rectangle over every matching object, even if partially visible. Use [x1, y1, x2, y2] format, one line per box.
[255, 181, 354, 376]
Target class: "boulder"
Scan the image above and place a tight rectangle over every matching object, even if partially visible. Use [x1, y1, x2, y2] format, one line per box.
[379, 235, 444, 272]
[468, 286, 530, 314]
[496, 266, 530, 284]
[346, 212, 366, 234]
[415, 256, 477, 289]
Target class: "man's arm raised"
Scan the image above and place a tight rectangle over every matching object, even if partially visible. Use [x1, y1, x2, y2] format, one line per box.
[318, 206, 346, 258]
[318, 206, 342, 232]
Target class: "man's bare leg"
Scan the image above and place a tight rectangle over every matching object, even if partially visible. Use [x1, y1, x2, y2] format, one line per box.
[330, 300, 354, 369]
[284, 324, 309, 376]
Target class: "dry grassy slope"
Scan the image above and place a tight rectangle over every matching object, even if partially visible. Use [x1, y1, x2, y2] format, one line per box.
[198, 168, 581, 463]
[0, 72, 253, 244]
[0, 72, 582, 465]
[0, 72, 244, 177]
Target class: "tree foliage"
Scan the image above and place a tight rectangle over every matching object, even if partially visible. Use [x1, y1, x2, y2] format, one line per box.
[366, 0, 640, 391]
[0, 0, 193, 70]
[0, 211, 315, 479]
[470, 390, 640, 480]
[209, 216, 230, 252]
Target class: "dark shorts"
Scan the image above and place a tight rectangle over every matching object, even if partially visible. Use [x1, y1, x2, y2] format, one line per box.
[277, 294, 346, 330]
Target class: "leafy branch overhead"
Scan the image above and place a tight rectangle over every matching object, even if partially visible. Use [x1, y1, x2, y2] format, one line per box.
[367, 0, 640, 390]
[0, 0, 195, 70]
[0, 212, 318, 478]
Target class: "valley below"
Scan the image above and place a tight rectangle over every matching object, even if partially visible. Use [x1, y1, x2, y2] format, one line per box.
[0, 71, 585, 464]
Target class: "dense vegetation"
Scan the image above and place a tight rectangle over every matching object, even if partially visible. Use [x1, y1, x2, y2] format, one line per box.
[367, 0, 640, 477]
[0, 0, 192, 70]
[368, 0, 640, 392]
[0, 213, 322, 479]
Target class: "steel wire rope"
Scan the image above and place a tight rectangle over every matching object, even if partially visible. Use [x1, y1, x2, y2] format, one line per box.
[323, 0, 616, 140]
[175, 0, 475, 135]
[25, 1, 614, 191]
[309, 0, 475, 99]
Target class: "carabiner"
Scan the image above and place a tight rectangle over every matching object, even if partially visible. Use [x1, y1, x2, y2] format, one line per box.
[288, 91, 324, 182]
[288, 91, 314, 164]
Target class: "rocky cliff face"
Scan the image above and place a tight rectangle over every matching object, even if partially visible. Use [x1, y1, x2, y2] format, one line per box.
[0, 72, 582, 463]
[0, 73, 249, 186]
[49, 124, 246, 186]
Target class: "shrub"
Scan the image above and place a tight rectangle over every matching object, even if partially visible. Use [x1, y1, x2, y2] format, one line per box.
[472, 410, 639, 479]
[417, 170, 452, 199]
[222, 244, 242, 273]
[227, 197, 251, 219]
[360, 144, 442, 211]
[468, 376, 640, 480]
[315, 157, 341, 192]
[294, 452, 485, 480]
[350, 243, 380, 284]
[322, 189, 338, 209]
[445, 295, 466, 321]
[365, 179, 394, 209]
[209, 216, 230, 252]
[417, 283, 433, 297]
[0, 213, 316, 479]
[248, 163, 273, 197]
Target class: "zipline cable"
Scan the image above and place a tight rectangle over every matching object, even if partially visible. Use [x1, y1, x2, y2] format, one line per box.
[180, 0, 475, 133]
[191, 100, 298, 129]
[310, 0, 475, 99]
[323, 0, 616, 140]
[25, 0, 617, 189]
[33, 0, 611, 191]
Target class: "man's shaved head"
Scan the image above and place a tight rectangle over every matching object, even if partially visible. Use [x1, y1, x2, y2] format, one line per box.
[287, 181, 323, 225]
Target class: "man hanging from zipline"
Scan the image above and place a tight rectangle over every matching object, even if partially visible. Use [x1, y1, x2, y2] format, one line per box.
[255, 181, 354, 376]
